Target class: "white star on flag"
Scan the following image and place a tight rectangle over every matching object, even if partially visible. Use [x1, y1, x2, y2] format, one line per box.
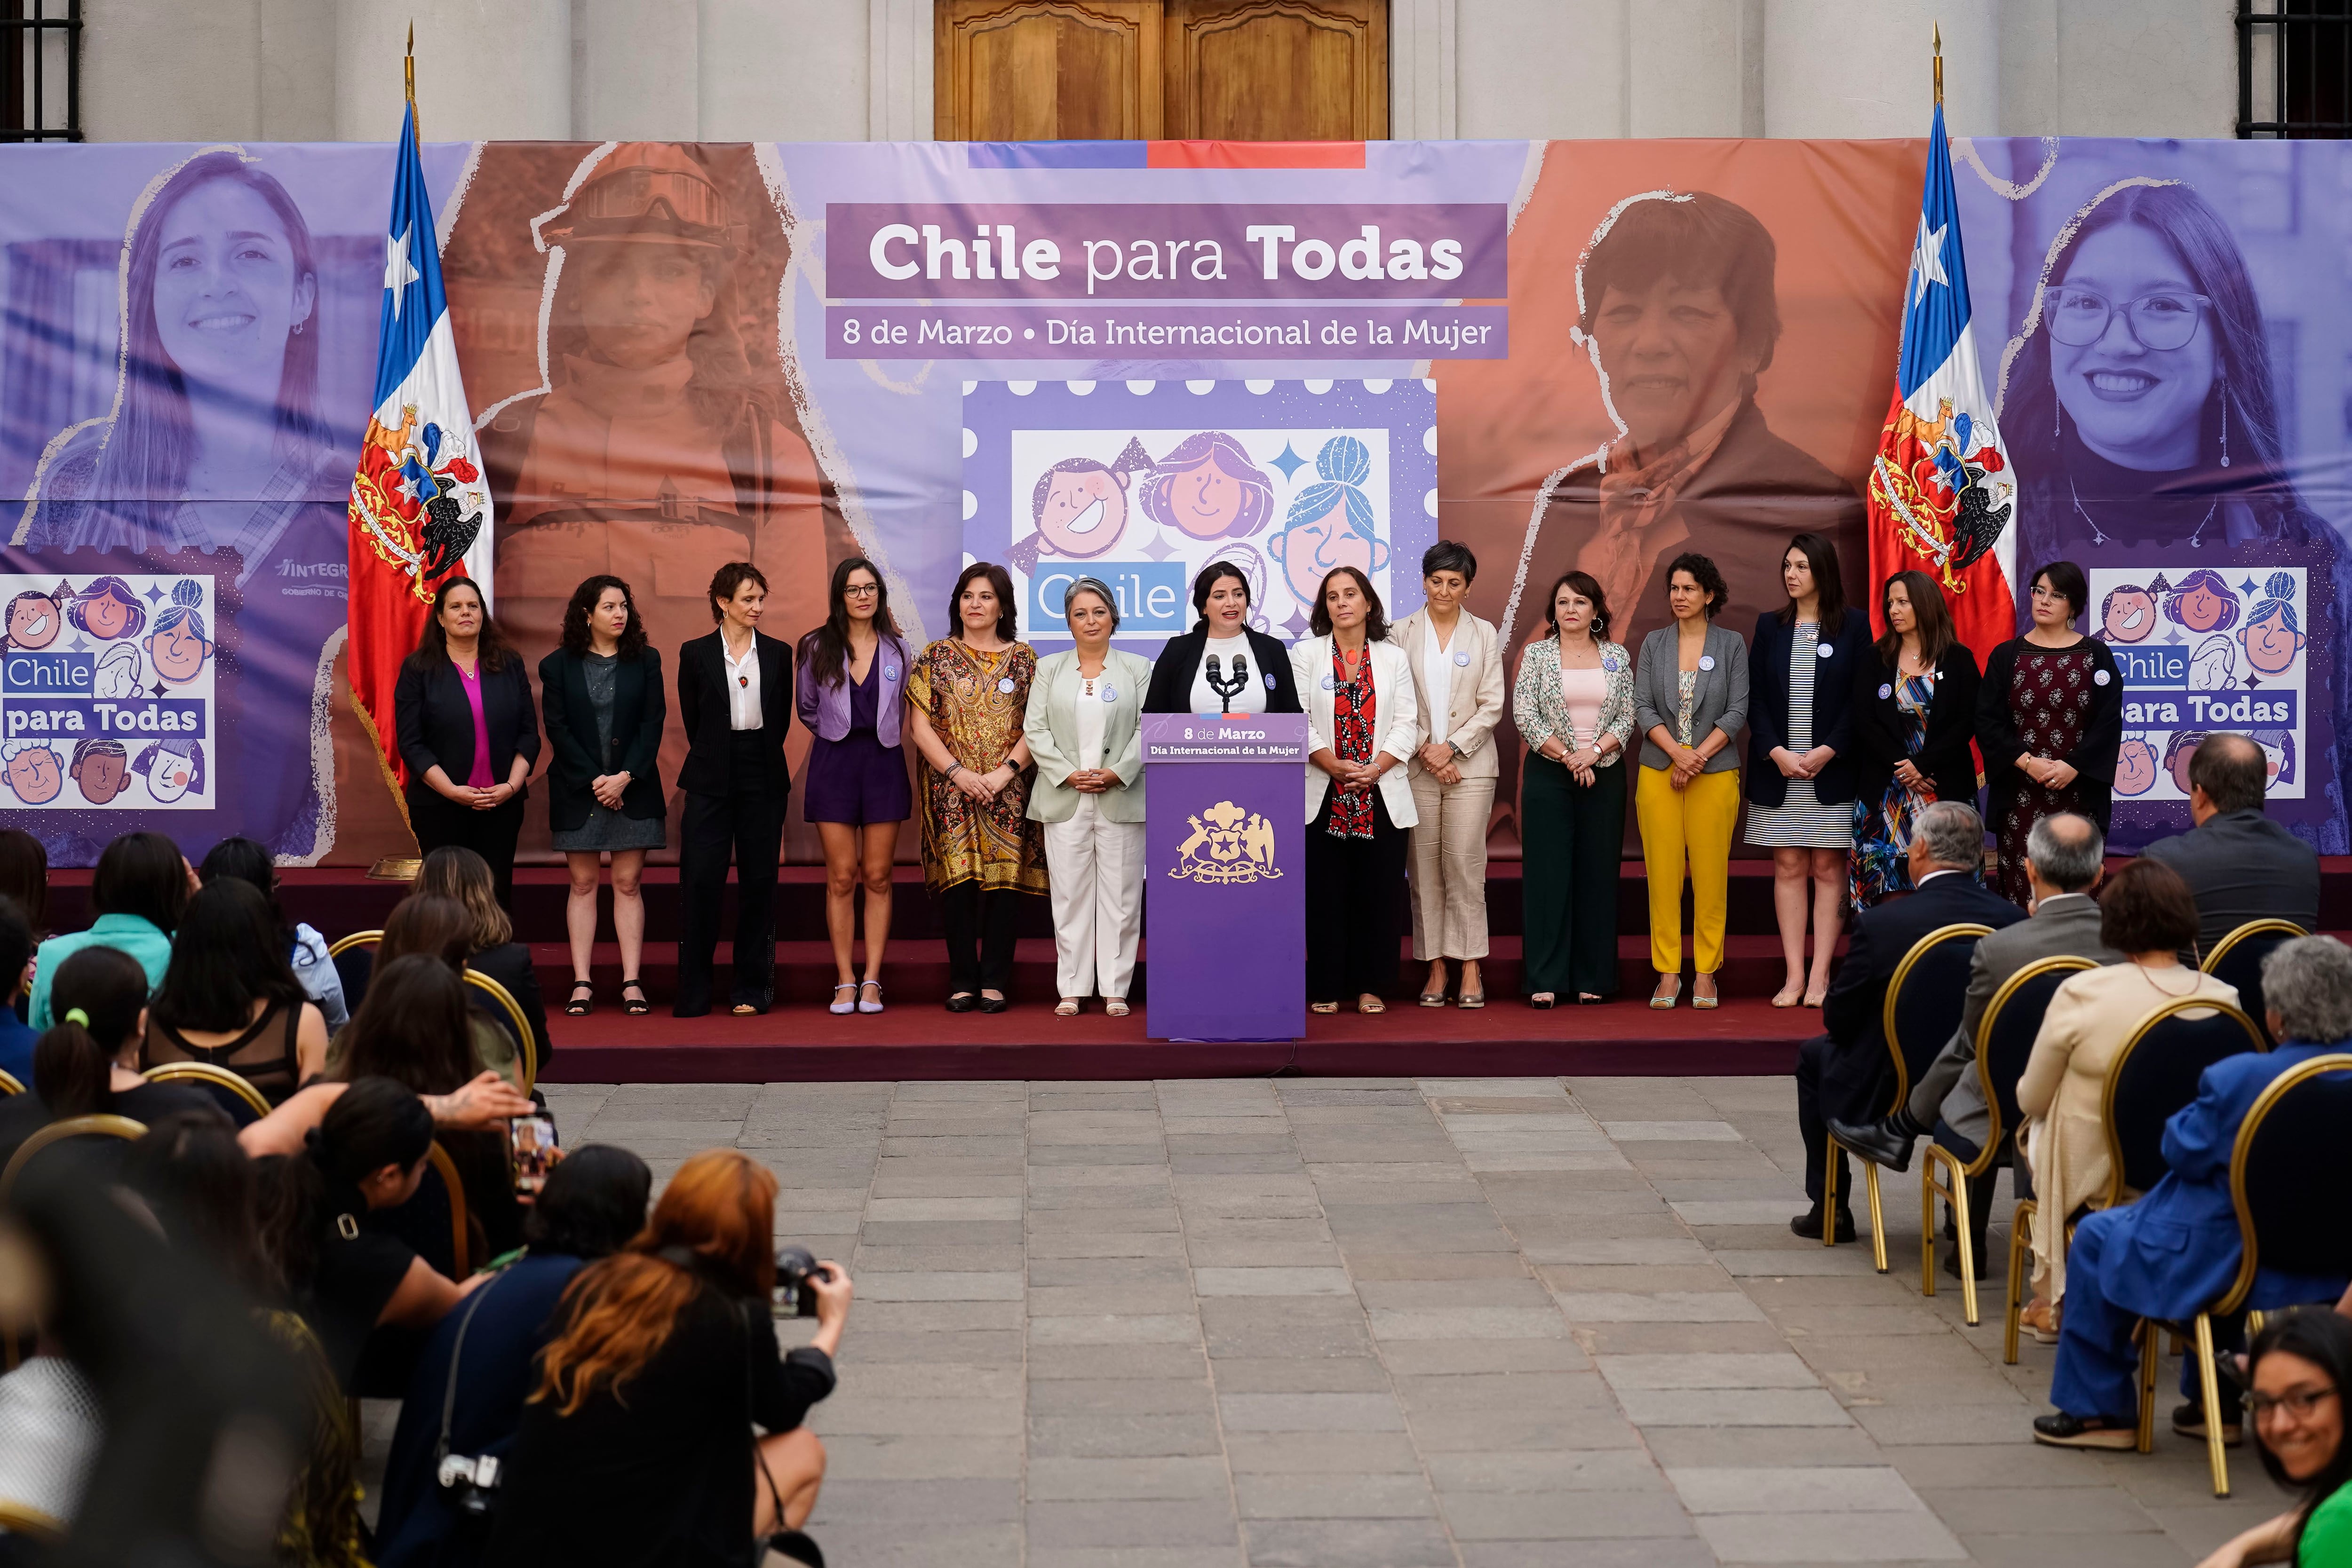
[1909, 214, 1948, 308]
[383, 223, 420, 319]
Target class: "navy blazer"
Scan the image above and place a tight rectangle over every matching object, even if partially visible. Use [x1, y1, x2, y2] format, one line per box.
[1818, 869, 2026, 1126]
[393, 655, 540, 795]
[675, 630, 793, 797]
[2085, 1043, 2351, 1323]
[538, 646, 667, 830]
[1745, 606, 1871, 808]
[1851, 641, 1981, 811]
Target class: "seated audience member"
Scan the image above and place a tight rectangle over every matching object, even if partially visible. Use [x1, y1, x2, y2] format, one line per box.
[2143, 731, 2323, 957]
[2197, 1310, 2352, 1568]
[121, 1109, 369, 1568]
[375, 1145, 655, 1568]
[2035, 936, 2352, 1449]
[253, 1076, 486, 1391]
[488, 1148, 850, 1568]
[415, 846, 553, 1071]
[1791, 801, 2023, 1240]
[28, 830, 188, 1029]
[140, 879, 330, 1104]
[0, 896, 37, 1084]
[0, 946, 215, 1163]
[200, 836, 348, 1035]
[2014, 857, 2238, 1339]
[377, 893, 523, 1089]
[1830, 812, 2119, 1267]
[0, 1331, 102, 1543]
[0, 827, 48, 946]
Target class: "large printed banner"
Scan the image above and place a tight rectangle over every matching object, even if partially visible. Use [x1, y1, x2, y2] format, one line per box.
[1, 137, 2346, 863]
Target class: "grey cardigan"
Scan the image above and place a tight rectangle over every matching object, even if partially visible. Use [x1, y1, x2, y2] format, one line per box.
[1632, 622, 1750, 774]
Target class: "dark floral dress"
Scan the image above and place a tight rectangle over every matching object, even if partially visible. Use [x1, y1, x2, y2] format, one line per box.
[1327, 644, 1377, 838]
[1996, 645, 2096, 907]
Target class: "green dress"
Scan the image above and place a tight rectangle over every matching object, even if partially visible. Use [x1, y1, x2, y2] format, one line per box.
[2303, 1486, 2352, 1565]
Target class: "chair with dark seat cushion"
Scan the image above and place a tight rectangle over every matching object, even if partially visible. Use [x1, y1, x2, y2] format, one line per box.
[2201, 920, 2306, 1047]
[2103, 1000, 2268, 1208]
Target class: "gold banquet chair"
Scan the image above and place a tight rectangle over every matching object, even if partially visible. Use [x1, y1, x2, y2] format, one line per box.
[142, 1061, 272, 1124]
[0, 1069, 22, 1097]
[2201, 919, 2307, 1046]
[2137, 1052, 2352, 1496]
[0, 1114, 148, 1375]
[1922, 954, 2094, 1328]
[464, 969, 538, 1097]
[1827, 922, 1990, 1274]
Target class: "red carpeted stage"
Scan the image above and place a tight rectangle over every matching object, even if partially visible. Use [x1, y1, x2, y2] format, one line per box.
[46, 858, 2352, 1082]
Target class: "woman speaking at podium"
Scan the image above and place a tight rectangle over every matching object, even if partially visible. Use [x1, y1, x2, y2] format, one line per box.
[1143, 561, 1303, 714]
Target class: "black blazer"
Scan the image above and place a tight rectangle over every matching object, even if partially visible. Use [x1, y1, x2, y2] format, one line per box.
[394, 655, 540, 795]
[1143, 626, 1303, 713]
[1745, 606, 1872, 809]
[539, 647, 667, 831]
[1851, 641, 1980, 811]
[2143, 808, 2324, 957]
[1819, 869, 2026, 1125]
[1976, 636, 2123, 833]
[676, 630, 793, 797]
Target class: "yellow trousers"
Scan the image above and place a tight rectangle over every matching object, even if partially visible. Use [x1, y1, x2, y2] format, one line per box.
[1635, 765, 1740, 976]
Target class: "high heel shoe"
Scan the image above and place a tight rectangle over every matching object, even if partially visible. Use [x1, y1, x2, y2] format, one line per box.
[1650, 976, 1681, 1009]
[1692, 974, 1719, 1010]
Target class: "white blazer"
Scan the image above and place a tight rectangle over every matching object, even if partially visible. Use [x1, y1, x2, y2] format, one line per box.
[1290, 634, 1421, 829]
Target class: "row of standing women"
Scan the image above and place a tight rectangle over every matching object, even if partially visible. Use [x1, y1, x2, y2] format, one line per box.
[388, 531, 2121, 1015]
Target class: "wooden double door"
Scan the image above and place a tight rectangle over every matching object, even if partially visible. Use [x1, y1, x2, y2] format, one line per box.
[936, 0, 1388, 142]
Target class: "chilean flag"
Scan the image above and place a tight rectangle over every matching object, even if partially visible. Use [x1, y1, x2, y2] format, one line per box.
[1866, 103, 2017, 653]
[346, 103, 492, 792]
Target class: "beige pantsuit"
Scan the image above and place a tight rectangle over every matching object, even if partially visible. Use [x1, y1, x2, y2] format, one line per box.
[1394, 609, 1505, 962]
[1043, 801, 1144, 1000]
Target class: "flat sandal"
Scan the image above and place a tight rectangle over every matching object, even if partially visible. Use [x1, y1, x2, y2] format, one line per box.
[564, 980, 595, 1017]
[620, 979, 651, 1016]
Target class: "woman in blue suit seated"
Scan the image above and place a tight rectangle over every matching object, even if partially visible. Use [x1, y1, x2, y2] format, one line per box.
[1025, 577, 1153, 1019]
[374, 1145, 654, 1567]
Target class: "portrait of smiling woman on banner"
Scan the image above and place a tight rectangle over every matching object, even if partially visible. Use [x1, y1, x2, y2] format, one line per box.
[10, 147, 358, 863]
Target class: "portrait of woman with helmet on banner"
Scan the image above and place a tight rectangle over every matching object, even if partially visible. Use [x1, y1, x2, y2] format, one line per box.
[453, 141, 844, 860]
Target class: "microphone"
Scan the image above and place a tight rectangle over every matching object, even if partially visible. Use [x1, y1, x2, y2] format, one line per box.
[1231, 653, 1250, 688]
[1204, 650, 1248, 714]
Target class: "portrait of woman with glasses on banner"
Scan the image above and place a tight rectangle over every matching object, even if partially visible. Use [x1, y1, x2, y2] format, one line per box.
[1996, 173, 2352, 852]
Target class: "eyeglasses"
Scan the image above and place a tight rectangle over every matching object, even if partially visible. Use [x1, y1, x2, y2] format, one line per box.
[2247, 1385, 2339, 1421]
[2047, 287, 2213, 351]
[842, 584, 880, 597]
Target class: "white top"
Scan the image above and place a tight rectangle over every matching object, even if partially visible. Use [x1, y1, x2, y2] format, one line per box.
[722, 634, 761, 730]
[1419, 619, 1457, 744]
[1075, 668, 1109, 770]
[1190, 632, 1268, 714]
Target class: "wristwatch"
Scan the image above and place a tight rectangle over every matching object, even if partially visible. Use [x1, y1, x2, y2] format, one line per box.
[1447, 741, 1465, 761]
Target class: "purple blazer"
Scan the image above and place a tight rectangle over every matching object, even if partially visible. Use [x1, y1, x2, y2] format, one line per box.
[795, 630, 908, 747]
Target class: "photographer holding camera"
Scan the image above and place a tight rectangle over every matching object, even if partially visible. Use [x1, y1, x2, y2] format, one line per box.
[487, 1148, 852, 1568]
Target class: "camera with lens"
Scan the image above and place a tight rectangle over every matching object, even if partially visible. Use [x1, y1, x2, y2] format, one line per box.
[436, 1450, 502, 1519]
[773, 1244, 838, 1319]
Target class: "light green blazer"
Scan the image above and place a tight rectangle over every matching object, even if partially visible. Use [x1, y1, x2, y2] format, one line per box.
[1024, 648, 1152, 824]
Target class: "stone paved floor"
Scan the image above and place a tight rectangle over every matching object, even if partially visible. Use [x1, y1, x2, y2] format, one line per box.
[483, 1076, 2294, 1565]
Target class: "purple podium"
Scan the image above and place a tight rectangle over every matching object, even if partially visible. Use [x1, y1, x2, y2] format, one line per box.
[1142, 713, 1307, 1042]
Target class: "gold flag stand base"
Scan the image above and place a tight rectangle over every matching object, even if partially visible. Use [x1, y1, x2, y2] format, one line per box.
[368, 857, 422, 881]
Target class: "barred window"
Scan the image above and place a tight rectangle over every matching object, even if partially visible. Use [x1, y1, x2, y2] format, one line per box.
[2241, 0, 2352, 137]
[3, 0, 79, 143]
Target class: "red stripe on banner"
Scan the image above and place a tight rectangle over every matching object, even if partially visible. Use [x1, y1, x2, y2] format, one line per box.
[1145, 141, 1366, 170]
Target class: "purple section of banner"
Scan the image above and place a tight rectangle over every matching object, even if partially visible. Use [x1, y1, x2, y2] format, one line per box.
[828, 305, 1504, 361]
[826, 203, 1506, 301]
[1144, 714, 1306, 1043]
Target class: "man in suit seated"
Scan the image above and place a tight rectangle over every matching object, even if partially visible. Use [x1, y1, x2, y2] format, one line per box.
[1791, 801, 2025, 1241]
[1828, 813, 2119, 1270]
[2034, 934, 2352, 1449]
[2142, 731, 2321, 957]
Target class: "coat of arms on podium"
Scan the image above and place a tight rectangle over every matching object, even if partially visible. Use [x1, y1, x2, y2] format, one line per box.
[1168, 799, 1280, 885]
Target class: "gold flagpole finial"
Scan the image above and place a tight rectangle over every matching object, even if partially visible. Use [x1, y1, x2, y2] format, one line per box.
[404, 20, 420, 144]
[1932, 21, 1944, 109]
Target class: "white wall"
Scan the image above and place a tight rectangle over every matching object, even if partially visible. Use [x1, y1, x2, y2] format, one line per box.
[73, 0, 2240, 145]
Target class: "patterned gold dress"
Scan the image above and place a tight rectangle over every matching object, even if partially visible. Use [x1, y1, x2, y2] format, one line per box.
[909, 639, 1050, 895]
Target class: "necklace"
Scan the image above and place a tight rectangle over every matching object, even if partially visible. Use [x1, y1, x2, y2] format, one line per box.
[2137, 963, 2201, 998]
[2069, 474, 2217, 549]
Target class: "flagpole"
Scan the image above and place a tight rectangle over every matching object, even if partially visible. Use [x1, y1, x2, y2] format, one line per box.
[405, 20, 420, 143]
[1931, 21, 1943, 109]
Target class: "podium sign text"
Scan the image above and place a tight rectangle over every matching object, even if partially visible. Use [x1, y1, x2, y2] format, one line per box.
[1143, 713, 1307, 1042]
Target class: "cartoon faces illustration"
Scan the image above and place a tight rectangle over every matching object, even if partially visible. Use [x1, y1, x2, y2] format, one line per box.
[2249, 728, 2297, 787]
[1136, 431, 1276, 542]
[66, 576, 149, 642]
[2163, 730, 2209, 796]
[131, 739, 203, 803]
[2114, 736, 2161, 797]
[2163, 569, 2240, 634]
[1268, 436, 1388, 611]
[2, 741, 64, 805]
[2240, 572, 2305, 677]
[69, 738, 129, 805]
[142, 581, 213, 686]
[4, 590, 62, 650]
[2099, 582, 2156, 643]
[92, 642, 143, 700]
[1012, 439, 1152, 575]
[2187, 633, 2237, 692]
